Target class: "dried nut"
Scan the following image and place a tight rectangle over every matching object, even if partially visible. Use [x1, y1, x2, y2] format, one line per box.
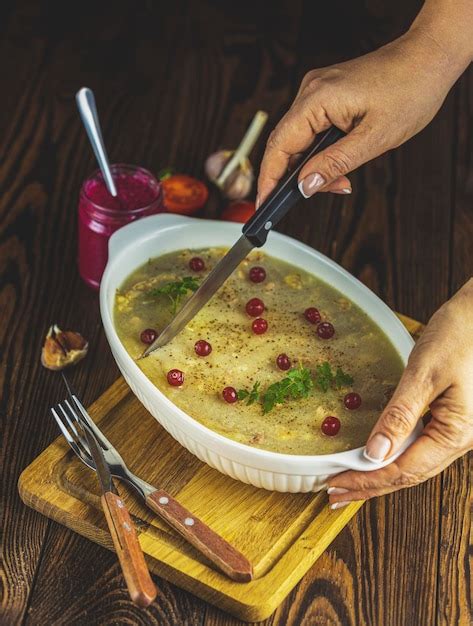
[41, 325, 88, 371]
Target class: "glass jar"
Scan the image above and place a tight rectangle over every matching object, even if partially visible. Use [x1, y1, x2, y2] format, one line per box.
[78, 164, 163, 290]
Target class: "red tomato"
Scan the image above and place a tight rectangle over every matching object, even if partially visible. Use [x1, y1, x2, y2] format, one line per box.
[221, 201, 256, 223]
[162, 175, 208, 215]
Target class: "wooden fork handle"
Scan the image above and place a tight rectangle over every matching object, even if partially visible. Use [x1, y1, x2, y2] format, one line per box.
[145, 489, 253, 582]
[101, 492, 157, 606]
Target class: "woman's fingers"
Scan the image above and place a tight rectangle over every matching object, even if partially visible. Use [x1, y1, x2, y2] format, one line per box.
[327, 430, 459, 506]
[321, 176, 352, 194]
[257, 109, 331, 204]
[362, 337, 442, 463]
[363, 373, 434, 463]
[297, 122, 382, 197]
[287, 154, 352, 194]
[257, 175, 352, 207]
[327, 281, 473, 505]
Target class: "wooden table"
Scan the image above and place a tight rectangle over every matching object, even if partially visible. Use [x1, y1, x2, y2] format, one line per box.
[2, 1, 471, 624]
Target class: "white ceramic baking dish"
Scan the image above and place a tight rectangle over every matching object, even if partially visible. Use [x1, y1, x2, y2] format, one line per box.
[100, 213, 421, 493]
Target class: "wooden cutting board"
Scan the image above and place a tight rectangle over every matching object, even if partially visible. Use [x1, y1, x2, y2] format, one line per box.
[18, 313, 423, 622]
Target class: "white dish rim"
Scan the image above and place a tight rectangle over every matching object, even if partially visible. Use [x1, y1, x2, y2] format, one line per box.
[100, 213, 420, 476]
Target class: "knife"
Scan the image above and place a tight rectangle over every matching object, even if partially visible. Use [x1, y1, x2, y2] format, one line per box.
[142, 126, 345, 357]
[80, 419, 157, 606]
[59, 371, 254, 582]
[69, 397, 254, 582]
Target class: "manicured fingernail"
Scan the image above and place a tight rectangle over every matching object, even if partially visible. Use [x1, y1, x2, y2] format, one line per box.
[327, 487, 349, 495]
[255, 194, 260, 210]
[333, 188, 352, 195]
[330, 501, 350, 510]
[298, 172, 326, 198]
[341, 188, 352, 194]
[364, 433, 391, 462]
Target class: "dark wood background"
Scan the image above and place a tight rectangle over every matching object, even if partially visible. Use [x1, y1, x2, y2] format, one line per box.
[1, 1, 471, 624]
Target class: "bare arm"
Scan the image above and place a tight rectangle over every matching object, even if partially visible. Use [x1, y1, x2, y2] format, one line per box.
[256, 1, 473, 503]
[257, 0, 473, 203]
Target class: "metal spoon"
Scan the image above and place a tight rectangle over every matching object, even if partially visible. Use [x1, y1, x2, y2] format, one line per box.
[76, 87, 117, 197]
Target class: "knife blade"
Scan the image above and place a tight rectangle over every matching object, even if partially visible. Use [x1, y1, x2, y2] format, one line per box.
[141, 235, 253, 356]
[141, 125, 345, 357]
[80, 419, 115, 493]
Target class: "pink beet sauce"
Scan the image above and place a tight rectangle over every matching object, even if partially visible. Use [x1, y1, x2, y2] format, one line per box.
[84, 170, 159, 211]
[78, 164, 163, 290]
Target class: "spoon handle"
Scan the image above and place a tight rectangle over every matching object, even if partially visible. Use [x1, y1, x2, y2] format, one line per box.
[76, 87, 117, 197]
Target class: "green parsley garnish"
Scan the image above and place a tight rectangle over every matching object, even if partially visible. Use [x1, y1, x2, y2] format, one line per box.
[233, 363, 351, 413]
[237, 381, 261, 405]
[314, 361, 353, 392]
[262, 367, 313, 414]
[314, 362, 332, 392]
[148, 276, 200, 314]
[333, 367, 354, 388]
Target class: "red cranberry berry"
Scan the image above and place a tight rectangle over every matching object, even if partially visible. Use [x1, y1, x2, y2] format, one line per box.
[246, 297, 265, 317]
[167, 369, 184, 386]
[140, 328, 158, 344]
[321, 416, 341, 436]
[189, 257, 205, 272]
[194, 339, 212, 357]
[344, 392, 362, 410]
[249, 266, 266, 283]
[252, 318, 268, 335]
[317, 322, 335, 339]
[304, 307, 321, 324]
[222, 386, 238, 403]
[276, 353, 291, 371]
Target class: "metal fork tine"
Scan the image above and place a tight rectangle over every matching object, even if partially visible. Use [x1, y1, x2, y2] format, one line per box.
[58, 402, 81, 439]
[58, 401, 91, 456]
[63, 399, 83, 432]
[59, 401, 97, 459]
[51, 406, 95, 469]
[51, 406, 76, 445]
[61, 372, 111, 450]
[71, 396, 111, 450]
[54, 396, 149, 500]
[57, 404, 91, 460]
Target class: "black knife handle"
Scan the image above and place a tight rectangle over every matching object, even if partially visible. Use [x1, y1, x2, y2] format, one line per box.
[242, 126, 346, 247]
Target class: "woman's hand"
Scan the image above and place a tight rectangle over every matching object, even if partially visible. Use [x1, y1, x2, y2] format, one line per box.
[257, 28, 467, 203]
[327, 279, 473, 508]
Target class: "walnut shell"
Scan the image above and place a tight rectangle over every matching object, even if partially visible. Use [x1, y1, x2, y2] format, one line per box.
[41, 325, 88, 371]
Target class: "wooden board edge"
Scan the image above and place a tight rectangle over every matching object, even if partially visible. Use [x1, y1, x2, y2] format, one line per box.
[17, 313, 424, 622]
[18, 453, 363, 622]
[395, 312, 425, 339]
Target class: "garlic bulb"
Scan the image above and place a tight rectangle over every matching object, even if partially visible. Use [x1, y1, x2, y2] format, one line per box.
[205, 110, 267, 201]
[223, 157, 254, 200]
[205, 150, 232, 181]
[205, 150, 254, 200]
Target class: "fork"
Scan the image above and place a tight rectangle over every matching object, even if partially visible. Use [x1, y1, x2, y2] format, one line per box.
[52, 385, 253, 582]
[51, 399, 157, 605]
